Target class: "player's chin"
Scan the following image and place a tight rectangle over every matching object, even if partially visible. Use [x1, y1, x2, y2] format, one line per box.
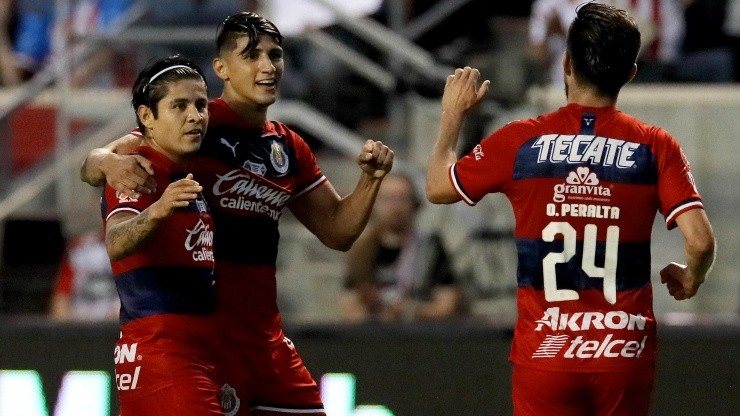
[180, 139, 202, 155]
[258, 95, 278, 107]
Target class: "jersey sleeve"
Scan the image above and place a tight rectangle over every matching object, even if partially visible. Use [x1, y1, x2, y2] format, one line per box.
[655, 129, 703, 229]
[451, 122, 521, 205]
[287, 128, 327, 198]
[102, 185, 156, 223]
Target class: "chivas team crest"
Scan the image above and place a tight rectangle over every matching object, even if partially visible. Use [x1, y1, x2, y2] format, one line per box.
[220, 383, 240, 416]
[269, 140, 289, 175]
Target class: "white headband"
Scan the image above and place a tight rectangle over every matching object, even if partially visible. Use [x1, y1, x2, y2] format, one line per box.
[146, 65, 192, 86]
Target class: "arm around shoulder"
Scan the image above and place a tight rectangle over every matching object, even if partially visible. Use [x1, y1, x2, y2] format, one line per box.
[80, 134, 156, 197]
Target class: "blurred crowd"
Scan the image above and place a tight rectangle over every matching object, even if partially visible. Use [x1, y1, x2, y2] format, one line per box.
[528, 0, 740, 85]
[1, 0, 736, 100]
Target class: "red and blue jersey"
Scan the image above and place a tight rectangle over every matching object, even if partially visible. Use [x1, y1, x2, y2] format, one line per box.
[451, 103, 702, 372]
[122, 99, 326, 345]
[102, 146, 216, 324]
[191, 98, 325, 346]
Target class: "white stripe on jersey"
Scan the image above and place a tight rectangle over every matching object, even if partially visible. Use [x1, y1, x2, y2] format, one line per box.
[665, 200, 703, 226]
[450, 163, 475, 206]
[292, 175, 327, 199]
[106, 207, 141, 221]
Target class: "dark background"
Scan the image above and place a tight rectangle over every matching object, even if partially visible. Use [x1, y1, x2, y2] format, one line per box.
[0, 320, 737, 415]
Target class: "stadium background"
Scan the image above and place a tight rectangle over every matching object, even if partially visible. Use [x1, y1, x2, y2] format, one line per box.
[0, 1, 738, 415]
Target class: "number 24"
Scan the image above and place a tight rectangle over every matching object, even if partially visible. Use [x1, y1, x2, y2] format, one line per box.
[542, 222, 619, 304]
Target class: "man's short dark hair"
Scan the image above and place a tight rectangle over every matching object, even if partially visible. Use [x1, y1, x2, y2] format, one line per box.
[216, 12, 283, 56]
[567, 2, 641, 98]
[131, 54, 205, 132]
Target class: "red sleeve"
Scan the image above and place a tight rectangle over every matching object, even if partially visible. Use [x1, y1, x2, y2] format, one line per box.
[284, 126, 326, 198]
[654, 129, 703, 229]
[451, 121, 524, 205]
[103, 184, 156, 223]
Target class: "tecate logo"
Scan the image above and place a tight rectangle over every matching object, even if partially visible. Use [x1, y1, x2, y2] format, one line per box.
[533, 134, 640, 168]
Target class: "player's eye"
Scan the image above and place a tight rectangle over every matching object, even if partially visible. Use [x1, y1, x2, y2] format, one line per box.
[269, 50, 283, 61]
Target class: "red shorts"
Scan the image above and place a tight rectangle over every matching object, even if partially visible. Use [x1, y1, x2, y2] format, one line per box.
[512, 364, 655, 416]
[115, 314, 222, 416]
[218, 336, 324, 415]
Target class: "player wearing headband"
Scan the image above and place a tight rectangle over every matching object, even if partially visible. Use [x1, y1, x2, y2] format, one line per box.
[83, 12, 393, 415]
[101, 55, 220, 415]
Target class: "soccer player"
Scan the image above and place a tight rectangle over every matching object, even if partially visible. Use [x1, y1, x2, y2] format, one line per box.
[425, 3, 715, 416]
[82, 12, 393, 415]
[103, 55, 220, 415]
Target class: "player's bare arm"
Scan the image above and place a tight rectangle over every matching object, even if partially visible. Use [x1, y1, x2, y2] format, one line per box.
[426, 67, 490, 204]
[415, 286, 461, 320]
[289, 140, 393, 251]
[344, 227, 383, 313]
[105, 174, 202, 261]
[660, 209, 716, 300]
[80, 133, 156, 198]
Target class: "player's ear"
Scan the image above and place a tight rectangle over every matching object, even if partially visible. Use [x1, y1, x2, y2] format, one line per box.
[213, 57, 229, 81]
[137, 105, 155, 130]
[563, 52, 572, 77]
[627, 63, 637, 83]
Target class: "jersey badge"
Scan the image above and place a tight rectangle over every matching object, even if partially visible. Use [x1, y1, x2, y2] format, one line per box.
[269, 140, 289, 176]
[244, 160, 267, 176]
[220, 383, 241, 416]
[115, 191, 138, 203]
[195, 194, 208, 213]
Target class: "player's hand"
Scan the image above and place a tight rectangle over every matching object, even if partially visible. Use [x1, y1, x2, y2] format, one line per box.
[358, 140, 394, 179]
[149, 174, 202, 220]
[103, 153, 157, 199]
[660, 262, 704, 300]
[442, 66, 490, 117]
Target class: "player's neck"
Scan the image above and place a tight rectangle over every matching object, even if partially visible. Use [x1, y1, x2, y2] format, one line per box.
[220, 92, 268, 129]
[566, 83, 617, 108]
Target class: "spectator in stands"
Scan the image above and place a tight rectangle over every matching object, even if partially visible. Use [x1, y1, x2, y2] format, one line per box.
[11, 0, 131, 85]
[49, 228, 119, 321]
[674, 0, 735, 82]
[131, 0, 254, 97]
[527, 0, 684, 85]
[0, 0, 22, 86]
[339, 172, 462, 323]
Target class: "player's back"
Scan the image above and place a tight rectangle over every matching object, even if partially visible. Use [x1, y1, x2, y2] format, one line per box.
[453, 103, 701, 371]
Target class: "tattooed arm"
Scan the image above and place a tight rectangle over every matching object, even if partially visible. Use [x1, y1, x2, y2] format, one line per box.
[106, 174, 202, 261]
